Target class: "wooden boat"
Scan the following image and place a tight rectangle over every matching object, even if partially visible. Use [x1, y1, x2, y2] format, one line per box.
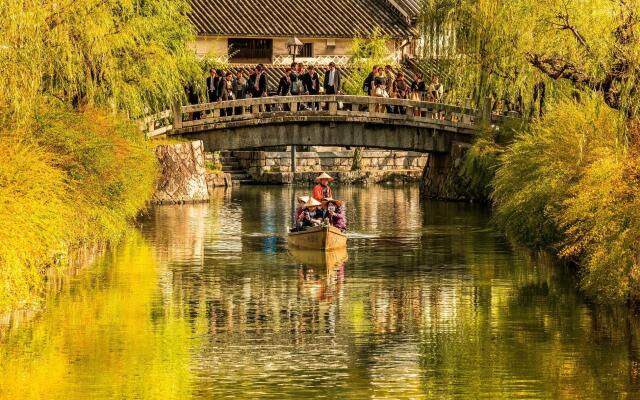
[288, 225, 347, 250]
[289, 246, 348, 269]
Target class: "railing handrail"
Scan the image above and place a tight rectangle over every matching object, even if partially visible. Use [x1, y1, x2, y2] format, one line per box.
[142, 95, 526, 138]
[181, 95, 476, 116]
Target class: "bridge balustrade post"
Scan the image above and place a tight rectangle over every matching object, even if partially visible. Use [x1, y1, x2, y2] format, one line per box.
[172, 102, 182, 130]
[328, 100, 337, 116]
[405, 102, 413, 117]
[462, 99, 472, 124]
[251, 104, 259, 114]
[213, 108, 220, 118]
[290, 102, 298, 113]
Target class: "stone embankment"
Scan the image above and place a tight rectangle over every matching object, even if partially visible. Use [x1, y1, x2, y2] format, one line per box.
[153, 140, 231, 204]
[223, 148, 427, 184]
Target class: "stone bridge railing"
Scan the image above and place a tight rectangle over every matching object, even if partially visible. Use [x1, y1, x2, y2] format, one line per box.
[144, 95, 502, 138]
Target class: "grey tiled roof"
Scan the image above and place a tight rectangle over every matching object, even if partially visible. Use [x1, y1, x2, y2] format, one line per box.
[188, 0, 417, 38]
[384, 0, 420, 20]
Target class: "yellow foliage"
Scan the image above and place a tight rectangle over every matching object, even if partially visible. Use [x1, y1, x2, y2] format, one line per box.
[0, 138, 72, 310]
[493, 95, 640, 303]
[0, 105, 159, 312]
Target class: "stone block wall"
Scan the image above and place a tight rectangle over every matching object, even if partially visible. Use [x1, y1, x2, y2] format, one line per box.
[153, 140, 210, 204]
[233, 149, 427, 180]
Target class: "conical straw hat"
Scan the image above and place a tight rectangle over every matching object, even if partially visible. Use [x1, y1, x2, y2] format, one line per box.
[315, 172, 334, 182]
[305, 198, 322, 207]
[297, 195, 310, 203]
[322, 197, 343, 207]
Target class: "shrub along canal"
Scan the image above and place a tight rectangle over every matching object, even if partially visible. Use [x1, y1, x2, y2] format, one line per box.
[0, 185, 638, 399]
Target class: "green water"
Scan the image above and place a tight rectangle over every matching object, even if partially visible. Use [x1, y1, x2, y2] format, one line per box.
[1, 185, 638, 399]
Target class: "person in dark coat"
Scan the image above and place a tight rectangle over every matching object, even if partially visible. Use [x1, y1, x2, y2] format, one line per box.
[302, 66, 320, 110]
[363, 65, 379, 96]
[249, 65, 267, 98]
[215, 69, 227, 116]
[206, 68, 218, 103]
[184, 83, 201, 120]
[323, 62, 341, 95]
[277, 68, 293, 111]
[302, 66, 320, 95]
[277, 68, 292, 96]
[410, 72, 426, 100]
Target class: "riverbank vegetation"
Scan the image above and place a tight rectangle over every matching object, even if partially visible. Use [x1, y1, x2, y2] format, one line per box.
[0, 0, 199, 312]
[417, 0, 640, 303]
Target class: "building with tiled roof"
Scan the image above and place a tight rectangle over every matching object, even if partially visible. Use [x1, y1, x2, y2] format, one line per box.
[189, 0, 419, 65]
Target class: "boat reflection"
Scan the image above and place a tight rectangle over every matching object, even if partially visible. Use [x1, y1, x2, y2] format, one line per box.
[290, 247, 348, 302]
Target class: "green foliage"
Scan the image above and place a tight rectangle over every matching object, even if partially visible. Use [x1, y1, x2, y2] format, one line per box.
[491, 96, 640, 303]
[416, 0, 640, 115]
[0, 0, 198, 125]
[342, 29, 399, 95]
[459, 128, 502, 200]
[0, 106, 158, 312]
[0, 0, 194, 311]
[557, 138, 640, 303]
[0, 138, 72, 310]
[32, 105, 159, 243]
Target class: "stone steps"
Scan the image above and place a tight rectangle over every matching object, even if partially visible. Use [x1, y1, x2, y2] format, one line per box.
[219, 152, 254, 184]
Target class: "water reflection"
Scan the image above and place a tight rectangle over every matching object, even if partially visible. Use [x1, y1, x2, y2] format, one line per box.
[0, 185, 639, 399]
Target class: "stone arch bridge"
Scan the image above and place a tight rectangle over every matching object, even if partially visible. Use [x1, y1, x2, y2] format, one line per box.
[146, 95, 515, 198]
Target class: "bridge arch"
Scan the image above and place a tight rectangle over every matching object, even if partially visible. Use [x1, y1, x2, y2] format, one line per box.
[164, 95, 481, 153]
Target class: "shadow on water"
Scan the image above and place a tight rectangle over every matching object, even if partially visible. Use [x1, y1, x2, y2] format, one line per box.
[1, 184, 640, 399]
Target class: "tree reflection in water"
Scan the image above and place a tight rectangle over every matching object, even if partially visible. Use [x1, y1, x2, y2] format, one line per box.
[0, 185, 639, 399]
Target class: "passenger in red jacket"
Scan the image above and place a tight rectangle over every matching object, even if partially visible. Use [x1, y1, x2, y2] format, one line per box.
[312, 172, 333, 201]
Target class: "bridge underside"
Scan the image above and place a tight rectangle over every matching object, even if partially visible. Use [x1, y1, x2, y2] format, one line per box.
[176, 121, 475, 153]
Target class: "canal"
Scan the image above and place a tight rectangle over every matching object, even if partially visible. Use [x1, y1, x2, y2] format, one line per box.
[1, 185, 638, 399]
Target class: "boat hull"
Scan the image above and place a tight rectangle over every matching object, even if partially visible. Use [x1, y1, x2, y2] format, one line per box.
[288, 226, 347, 250]
[289, 247, 348, 268]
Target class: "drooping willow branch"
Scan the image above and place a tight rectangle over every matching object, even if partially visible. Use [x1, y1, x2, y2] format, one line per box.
[525, 0, 638, 114]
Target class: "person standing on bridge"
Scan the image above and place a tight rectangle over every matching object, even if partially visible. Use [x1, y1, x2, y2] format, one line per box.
[393, 72, 409, 114]
[410, 72, 426, 101]
[323, 62, 341, 95]
[233, 70, 247, 115]
[277, 68, 293, 111]
[249, 65, 267, 112]
[312, 172, 334, 202]
[249, 65, 267, 98]
[302, 65, 320, 110]
[363, 65, 379, 96]
[206, 68, 218, 104]
[215, 70, 228, 116]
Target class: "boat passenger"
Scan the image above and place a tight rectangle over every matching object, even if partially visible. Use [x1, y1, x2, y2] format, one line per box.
[299, 198, 324, 229]
[323, 198, 346, 232]
[313, 172, 333, 201]
[295, 195, 310, 221]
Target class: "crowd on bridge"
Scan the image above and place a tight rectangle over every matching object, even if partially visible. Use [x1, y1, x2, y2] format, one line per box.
[185, 62, 446, 120]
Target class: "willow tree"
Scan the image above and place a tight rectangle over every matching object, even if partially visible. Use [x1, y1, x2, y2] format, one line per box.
[523, 0, 640, 124]
[417, 0, 640, 120]
[342, 30, 399, 170]
[417, 0, 544, 110]
[0, 0, 199, 127]
[0, 0, 200, 312]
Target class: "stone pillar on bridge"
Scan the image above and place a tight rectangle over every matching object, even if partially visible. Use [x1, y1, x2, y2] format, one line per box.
[420, 143, 470, 201]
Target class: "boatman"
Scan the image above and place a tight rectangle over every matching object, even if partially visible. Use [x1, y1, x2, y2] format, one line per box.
[312, 172, 333, 202]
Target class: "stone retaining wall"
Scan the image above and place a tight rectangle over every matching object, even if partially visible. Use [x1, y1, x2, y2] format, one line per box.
[153, 140, 210, 204]
[255, 170, 423, 184]
[233, 149, 427, 183]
